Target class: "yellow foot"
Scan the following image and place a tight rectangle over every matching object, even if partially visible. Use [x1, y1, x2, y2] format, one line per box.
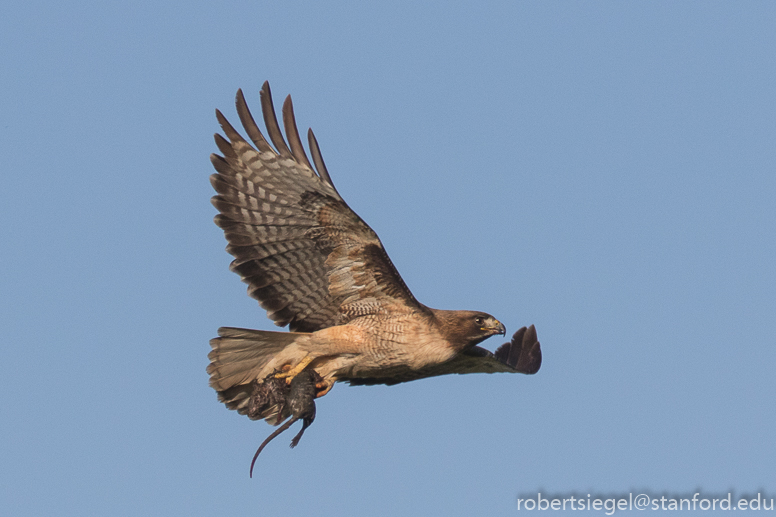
[315, 379, 335, 398]
[274, 354, 314, 384]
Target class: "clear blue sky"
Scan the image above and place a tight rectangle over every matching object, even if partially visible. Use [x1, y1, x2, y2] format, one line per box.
[2, 2, 774, 516]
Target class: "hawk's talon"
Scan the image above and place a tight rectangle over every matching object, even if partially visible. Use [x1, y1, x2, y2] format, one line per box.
[273, 354, 314, 384]
[314, 379, 334, 398]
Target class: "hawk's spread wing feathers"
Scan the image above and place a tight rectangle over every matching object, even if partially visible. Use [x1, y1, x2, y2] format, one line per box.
[346, 325, 542, 386]
[492, 325, 542, 374]
[211, 82, 423, 332]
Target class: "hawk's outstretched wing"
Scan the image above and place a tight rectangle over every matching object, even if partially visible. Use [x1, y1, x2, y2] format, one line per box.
[211, 82, 425, 332]
[345, 325, 542, 386]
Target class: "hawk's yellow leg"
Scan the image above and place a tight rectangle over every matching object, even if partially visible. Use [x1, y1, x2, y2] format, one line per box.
[273, 354, 314, 384]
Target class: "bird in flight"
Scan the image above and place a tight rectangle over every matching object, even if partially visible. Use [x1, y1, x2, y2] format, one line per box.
[207, 82, 542, 472]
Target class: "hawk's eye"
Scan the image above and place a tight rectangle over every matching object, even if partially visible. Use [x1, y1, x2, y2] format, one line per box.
[474, 317, 485, 326]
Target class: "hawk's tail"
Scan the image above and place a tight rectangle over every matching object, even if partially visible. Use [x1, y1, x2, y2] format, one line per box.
[207, 327, 302, 421]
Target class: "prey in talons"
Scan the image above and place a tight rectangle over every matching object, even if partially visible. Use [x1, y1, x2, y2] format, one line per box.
[248, 369, 322, 477]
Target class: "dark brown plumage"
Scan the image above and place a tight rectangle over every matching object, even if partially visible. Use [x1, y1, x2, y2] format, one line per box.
[207, 82, 542, 459]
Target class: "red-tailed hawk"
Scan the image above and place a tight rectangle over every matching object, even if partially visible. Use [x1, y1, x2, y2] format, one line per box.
[207, 82, 542, 463]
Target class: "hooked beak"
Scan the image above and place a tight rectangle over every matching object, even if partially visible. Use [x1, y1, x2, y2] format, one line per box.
[484, 318, 506, 336]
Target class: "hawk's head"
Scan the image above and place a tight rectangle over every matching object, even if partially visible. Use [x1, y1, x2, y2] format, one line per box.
[434, 309, 506, 350]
